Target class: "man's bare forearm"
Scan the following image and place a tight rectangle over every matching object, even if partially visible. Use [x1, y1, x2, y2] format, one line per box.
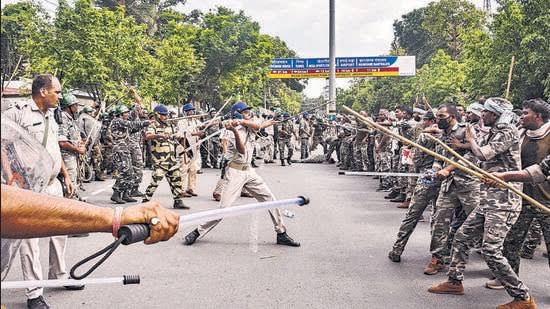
[1, 184, 113, 238]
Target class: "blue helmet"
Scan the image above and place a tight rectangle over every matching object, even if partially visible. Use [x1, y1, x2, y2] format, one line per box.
[231, 101, 252, 114]
[182, 103, 195, 112]
[283, 112, 290, 118]
[153, 104, 169, 115]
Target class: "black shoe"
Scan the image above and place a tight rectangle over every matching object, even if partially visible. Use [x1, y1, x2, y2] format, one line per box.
[287, 158, 292, 166]
[184, 229, 200, 245]
[122, 191, 137, 202]
[376, 186, 389, 192]
[173, 199, 190, 209]
[280, 159, 286, 166]
[64, 277, 86, 290]
[95, 175, 106, 181]
[384, 190, 399, 199]
[251, 161, 259, 168]
[130, 187, 145, 197]
[27, 295, 50, 309]
[276, 232, 300, 247]
[388, 251, 401, 263]
[390, 193, 406, 203]
[372, 176, 380, 179]
[110, 191, 126, 204]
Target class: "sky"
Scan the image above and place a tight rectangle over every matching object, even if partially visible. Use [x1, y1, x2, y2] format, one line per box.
[179, 0, 487, 98]
[5, 0, 488, 98]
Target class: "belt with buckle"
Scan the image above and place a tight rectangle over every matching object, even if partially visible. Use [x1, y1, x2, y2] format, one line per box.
[229, 162, 250, 171]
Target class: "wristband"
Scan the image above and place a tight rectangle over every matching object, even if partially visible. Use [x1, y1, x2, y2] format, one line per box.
[112, 206, 123, 238]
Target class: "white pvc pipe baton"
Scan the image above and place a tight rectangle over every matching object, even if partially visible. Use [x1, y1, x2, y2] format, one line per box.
[1, 275, 139, 290]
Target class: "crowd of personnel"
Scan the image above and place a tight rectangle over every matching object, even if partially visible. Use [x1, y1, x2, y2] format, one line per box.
[1, 73, 549, 309]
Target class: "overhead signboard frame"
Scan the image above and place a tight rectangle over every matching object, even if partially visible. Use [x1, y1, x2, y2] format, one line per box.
[268, 56, 416, 79]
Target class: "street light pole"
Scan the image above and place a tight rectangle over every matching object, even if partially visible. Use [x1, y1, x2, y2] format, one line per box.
[328, 0, 336, 116]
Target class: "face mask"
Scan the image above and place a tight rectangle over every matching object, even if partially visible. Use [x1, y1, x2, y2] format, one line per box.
[437, 118, 451, 130]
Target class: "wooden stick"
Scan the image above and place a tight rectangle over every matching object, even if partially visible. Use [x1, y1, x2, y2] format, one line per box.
[505, 55, 515, 99]
[342, 105, 549, 214]
[424, 133, 547, 213]
[1, 55, 23, 98]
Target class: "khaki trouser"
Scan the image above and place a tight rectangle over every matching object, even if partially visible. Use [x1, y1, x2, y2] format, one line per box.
[181, 157, 199, 191]
[198, 164, 286, 236]
[19, 179, 68, 299]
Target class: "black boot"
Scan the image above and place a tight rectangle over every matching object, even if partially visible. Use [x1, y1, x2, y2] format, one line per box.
[390, 193, 407, 203]
[130, 186, 145, 197]
[122, 191, 137, 202]
[173, 199, 190, 209]
[287, 158, 292, 166]
[276, 232, 300, 247]
[184, 228, 200, 245]
[110, 190, 125, 204]
[251, 160, 259, 168]
[280, 159, 286, 166]
[384, 190, 399, 199]
[388, 250, 401, 263]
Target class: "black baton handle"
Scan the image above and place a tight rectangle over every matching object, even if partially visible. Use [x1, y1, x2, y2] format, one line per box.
[118, 224, 151, 245]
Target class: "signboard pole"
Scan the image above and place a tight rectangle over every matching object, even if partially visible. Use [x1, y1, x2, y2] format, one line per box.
[328, 0, 336, 115]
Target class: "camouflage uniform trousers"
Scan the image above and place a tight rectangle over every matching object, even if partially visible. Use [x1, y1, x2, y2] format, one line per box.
[208, 140, 220, 168]
[311, 135, 326, 154]
[360, 144, 370, 171]
[520, 218, 543, 255]
[112, 149, 134, 192]
[389, 151, 400, 189]
[300, 137, 310, 159]
[91, 142, 102, 176]
[503, 204, 550, 273]
[278, 138, 293, 160]
[325, 138, 340, 162]
[144, 165, 185, 202]
[101, 145, 113, 174]
[378, 150, 393, 188]
[391, 179, 441, 255]
[129, 141, 144, 188]
[339, 137, 354, 170]
[62, 154, 79, 197]
[447, 185, 529, 300]
[352, 141, 365, 171]
[430, 182, 480, 263]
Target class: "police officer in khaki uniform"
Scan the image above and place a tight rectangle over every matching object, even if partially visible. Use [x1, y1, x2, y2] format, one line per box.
[3, 74, 83, 309]
[183, 102, 300, 247]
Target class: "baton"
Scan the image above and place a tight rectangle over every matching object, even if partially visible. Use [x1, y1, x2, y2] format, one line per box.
[338, 171, 422, 177]
[1, 275, 140, 290]
[59, 196, 310, 282]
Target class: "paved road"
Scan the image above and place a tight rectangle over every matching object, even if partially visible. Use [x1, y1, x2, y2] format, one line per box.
[2, 162, 549, 308]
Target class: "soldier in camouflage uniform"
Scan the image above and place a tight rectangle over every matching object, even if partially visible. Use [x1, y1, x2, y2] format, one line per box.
[128, 103, 146, 197]
[100, 112, 114, 175]
[79, 106, 105, 181]
[424, 103, 480, 275]
[353, 113, 369, 171]
[498, 99, 550, 287]
[299, 113, 312, 159]
[143, 104, 188, 209]
[277, 112, 294, 166]
[57, 93, 86, 199]
[388, 112, 441, 262]
[390, 106, 417, 203]
[429, 98, 537, 309]
[109, 105, 149, 204]
[375, 110, 393, 191]
[311, 116, 327, 154]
